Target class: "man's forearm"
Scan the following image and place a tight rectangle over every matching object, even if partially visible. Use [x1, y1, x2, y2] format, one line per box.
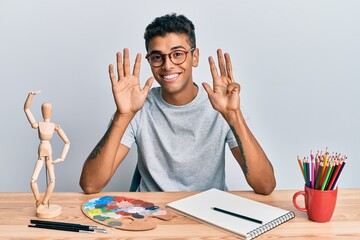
[225, 109, 276, 194]
[225, 110, 255, 175]
[79, 112, 133, 193]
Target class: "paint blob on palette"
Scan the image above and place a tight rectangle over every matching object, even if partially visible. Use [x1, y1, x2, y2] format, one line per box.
[81, 196, 172, 231]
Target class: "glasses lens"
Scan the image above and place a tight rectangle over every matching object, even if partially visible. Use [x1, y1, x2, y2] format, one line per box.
[170, 50, 186, 64]
[148, 54, 163, 67]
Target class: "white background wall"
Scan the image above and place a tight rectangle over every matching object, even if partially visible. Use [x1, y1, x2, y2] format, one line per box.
[1, 0, 359, 192]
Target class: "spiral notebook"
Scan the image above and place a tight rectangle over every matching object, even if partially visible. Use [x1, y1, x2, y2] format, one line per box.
[166, 188, 295, 240]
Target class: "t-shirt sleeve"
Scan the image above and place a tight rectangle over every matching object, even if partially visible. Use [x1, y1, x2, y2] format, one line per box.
[108, 114, 137, 149]
[226, 106, 252, 149]
[226, 128, 238, 149]
[122, 109, 144, 148]
[120, 121, 136, 148]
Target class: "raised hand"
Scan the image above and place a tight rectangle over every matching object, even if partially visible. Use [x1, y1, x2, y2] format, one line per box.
[109, 48, 154, 117]
[202, 49, 240, 117]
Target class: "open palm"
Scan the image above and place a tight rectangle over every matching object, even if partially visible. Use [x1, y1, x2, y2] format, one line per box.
[202, 49, 240, 115]
[109, 48, 154, 116]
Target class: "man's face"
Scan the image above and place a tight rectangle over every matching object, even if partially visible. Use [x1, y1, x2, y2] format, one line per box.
[147, 33, 199, 101]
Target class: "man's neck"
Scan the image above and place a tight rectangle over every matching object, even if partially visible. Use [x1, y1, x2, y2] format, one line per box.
[162, 83, 198, 106]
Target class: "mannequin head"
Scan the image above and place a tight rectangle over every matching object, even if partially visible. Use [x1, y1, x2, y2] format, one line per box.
[41, 102, 52, 121]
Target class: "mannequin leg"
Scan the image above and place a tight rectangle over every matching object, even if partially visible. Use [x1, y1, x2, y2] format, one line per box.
[41, 156, 55, 206]
[36, 156, 61, 218]
[30, 157, 44, 207]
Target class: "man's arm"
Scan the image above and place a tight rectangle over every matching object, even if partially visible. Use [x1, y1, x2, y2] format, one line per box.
[79, 49, 154, 194]
[202, 49, 276, 195]
[79, 112, 132, 194]
[227, 111, 276, 195]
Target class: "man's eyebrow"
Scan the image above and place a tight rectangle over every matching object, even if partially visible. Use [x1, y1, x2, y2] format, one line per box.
[148, 46, 186, 55]
[171, 45, 186, 50]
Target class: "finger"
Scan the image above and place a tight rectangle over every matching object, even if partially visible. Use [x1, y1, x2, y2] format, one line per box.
[227, 82, 240, 94]
[208, 56, 219, 80]
[116, 52, 124, 78]
[217, 49, 226, 76]
[133, 53, 141, 77]
[225, 53, 234, 82]
[123, 48, 131, 77]
[235, 82, 241, 92]
[108, 64, 117, 85]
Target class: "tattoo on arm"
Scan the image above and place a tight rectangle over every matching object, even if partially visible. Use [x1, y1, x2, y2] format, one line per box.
[230, 125, 248, 176]
[87, 126, 111, 160]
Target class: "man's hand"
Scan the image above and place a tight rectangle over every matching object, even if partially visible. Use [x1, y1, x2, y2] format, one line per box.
[109, 48, 154, 117]
[202, 49, 240, 118]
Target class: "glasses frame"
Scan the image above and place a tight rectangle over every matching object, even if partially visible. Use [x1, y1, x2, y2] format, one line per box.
[145, 48, 195, 67]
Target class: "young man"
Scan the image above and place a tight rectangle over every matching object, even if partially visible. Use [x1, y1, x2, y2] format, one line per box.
[80, 13, 276, 194]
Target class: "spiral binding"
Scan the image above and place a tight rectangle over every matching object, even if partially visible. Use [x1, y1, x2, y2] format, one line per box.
[246, 211, 295, 239]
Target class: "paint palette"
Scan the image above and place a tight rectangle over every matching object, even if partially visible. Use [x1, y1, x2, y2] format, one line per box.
[81, 196, 172, 231]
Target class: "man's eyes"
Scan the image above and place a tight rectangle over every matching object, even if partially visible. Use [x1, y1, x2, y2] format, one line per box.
[150, 54, 162, 61]
[172, 51, 184, 58]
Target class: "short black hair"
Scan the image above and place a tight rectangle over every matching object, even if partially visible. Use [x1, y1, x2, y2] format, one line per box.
[144, 13, 196, 51]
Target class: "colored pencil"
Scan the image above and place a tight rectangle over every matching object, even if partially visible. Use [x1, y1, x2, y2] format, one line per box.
[331, 161, 346, 190]
[321, 162, 334, 191]
[297, 149, 347, 191]
[311, 157, 315, 188]
[327, 161, 341, 190]
[297, 156, 305, 181]
[303, 158, 308, 187]
[310, 151, 315, 188]
[322, 151, 329, 178]
[314, 162, 324, 190]
[319, 162, 329, 190]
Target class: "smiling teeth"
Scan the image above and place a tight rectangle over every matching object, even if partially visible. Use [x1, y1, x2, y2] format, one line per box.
[163, 74, 178, 79]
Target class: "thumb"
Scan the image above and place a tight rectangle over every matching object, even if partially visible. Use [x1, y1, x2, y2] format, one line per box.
[202, 82, 213, 96]
[142, 77, 154, 93]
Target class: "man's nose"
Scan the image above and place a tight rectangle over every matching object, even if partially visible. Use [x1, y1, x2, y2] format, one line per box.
[161, 55, 174, 70]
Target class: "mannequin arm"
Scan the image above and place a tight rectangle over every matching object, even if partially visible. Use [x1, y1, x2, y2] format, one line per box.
[24, 91, 41, 128]
[52, 125, 70, 164]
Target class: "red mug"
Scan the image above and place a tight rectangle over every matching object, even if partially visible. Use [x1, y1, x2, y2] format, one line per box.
[293, 185, 338, 222]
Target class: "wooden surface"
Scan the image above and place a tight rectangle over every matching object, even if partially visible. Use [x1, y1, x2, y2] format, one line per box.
[1, 189, 359, 239]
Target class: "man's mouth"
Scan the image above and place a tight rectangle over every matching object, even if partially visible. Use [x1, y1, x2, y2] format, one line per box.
[162, 73, 180, 82]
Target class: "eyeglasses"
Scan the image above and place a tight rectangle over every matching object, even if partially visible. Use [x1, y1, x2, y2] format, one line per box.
[145, 48, 195, 67]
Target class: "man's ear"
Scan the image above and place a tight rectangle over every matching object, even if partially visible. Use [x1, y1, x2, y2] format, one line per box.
[192, 48, 199, 67]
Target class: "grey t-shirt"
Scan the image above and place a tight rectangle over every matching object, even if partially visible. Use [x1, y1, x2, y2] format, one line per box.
[121, 85, 238, 191]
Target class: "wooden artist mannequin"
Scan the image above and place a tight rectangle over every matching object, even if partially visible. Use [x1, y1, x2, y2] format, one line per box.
[24, 91, 70, 218]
